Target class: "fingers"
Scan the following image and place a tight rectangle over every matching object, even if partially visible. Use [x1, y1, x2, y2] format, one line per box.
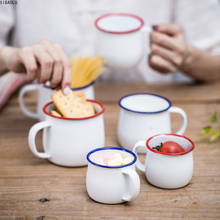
[149, 24, 187, 74]
[155, 24, 182, 36]
[25, 40, 71, 89]
[62, 65, 72, 91]
[150, 31, 181, 51]
[6, 41, 70, 89]
[33, 45, 53, 83]
[41, 41, 72, 90]
[53, 43, 72, 90]
[41, 41, 64, 88]
[148, 54, 177, 74]
[151, 43, 182, 67]
[18, 47, 37, 80]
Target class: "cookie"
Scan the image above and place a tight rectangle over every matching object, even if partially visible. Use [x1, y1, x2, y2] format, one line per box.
[51, 110, 62, 117]
[52, 90, 94, 118]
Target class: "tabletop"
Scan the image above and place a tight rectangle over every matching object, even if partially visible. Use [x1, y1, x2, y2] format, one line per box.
[0, 82, 220, 220]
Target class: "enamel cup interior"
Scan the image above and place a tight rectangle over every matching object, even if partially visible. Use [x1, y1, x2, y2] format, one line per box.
[148, 135, 193, 153]
[120, 94, 171, 113]
[88, 148, 135, 167]
[45, 101, 102, 118]
[97, 15, 142, 32]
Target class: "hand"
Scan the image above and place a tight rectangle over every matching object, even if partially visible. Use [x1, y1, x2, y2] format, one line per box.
[148, 24, 189, 74]
[1, 40, 72, 89]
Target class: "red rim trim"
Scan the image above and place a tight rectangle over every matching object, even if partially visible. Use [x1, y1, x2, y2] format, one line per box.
[146, 134, 195, 156]
[43, 100, 105, 120]
[95, 13, 145, 34]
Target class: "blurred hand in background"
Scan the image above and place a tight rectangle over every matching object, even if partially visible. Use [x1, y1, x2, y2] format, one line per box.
[149, 24, 188, 74]
[148, 24, 220, 82]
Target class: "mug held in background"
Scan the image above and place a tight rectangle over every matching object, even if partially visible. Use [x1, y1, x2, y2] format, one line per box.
[95, 13, 151, 69]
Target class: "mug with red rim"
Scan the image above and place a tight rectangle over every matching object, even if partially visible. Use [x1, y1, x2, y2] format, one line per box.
[94, 13, 151, 69]
[28, 100, 105, 167]
[19, 81, 95, 121]
[133, 134, 195, 189]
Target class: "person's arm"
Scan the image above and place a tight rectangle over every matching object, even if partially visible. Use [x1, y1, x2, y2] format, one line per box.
[180, 45, 220, 82]
[148, 24, 220, 82]
[0, 48, 9, 75]
[0, 40, 72, 89]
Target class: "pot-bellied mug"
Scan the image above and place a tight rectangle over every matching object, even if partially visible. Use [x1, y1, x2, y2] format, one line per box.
[117, 93, 187, 153]
[28, 100, 104, 167]
[133, 134, 195, 189]
[86, 147, 140, 204]
[95, 13, 151, 69]
[19, 81, 95, 121]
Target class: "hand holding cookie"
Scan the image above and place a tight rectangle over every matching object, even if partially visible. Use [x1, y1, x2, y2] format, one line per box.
[1, 40, 72, 90]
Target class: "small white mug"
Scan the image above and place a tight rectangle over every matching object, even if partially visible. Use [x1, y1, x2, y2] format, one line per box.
[28, 100, 105, 167]
[95, 13, 150, 69]
[133, 134, 195, 189]
[86, 147, 140, 204]
[19, 81, 95, 121]
[117, 93, 187, 153]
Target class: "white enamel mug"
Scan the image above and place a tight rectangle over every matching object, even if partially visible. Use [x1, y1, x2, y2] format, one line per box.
[19, 81, 95, 121]
[133, 134, 195, 189]
[117, 93, 187, 153]
[28, 100, 105, 167]
[95, 13, 150, 69]
[86, 147, 140, 204]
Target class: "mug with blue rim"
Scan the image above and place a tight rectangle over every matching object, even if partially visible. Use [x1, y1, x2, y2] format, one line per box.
[86, 147, 140, 204]
[117, 93, 187, 153]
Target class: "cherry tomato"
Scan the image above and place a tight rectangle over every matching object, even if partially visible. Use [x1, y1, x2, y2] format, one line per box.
[160, 141, 185, 153]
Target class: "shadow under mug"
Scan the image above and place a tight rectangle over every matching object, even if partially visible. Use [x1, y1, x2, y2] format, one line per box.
[133, 134, 194, 189]
[19, 81, 95, 121]
[117, 93, 187, 153]
[28, 100, 105, 167]
[95, 13, 150, 69]
[86, 147, 140, 204]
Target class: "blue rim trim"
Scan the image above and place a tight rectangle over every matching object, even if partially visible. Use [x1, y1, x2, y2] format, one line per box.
[43, 80, 95, 90]
[118, 93, 172, 114]
[87, 147, 137, 168]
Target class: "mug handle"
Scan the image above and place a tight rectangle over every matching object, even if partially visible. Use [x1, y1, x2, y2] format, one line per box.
[133, 141, 147, 172]
[28, 121, 52, 159]
[19, 84, 40, 119]
[141, 26, 152, 54]
[122, 169, 140, 202]
[169, 106, 187, 135]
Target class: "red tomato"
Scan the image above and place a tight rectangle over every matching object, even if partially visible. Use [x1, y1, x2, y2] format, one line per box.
[160, 141, 185, 153]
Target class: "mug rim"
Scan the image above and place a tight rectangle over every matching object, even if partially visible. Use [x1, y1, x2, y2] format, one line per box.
[43, 80, 95, 90]
[95, 13, 145, 34]
[146, 133, 195, 156]
[118, 93, 172, 114]
[87, 146, 137, 168]
[43, 100, 105, 120]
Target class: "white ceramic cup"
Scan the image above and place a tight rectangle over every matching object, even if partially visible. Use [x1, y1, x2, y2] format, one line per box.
[86, 147, 140, 204]
[133, 134, 194, 189]
[117, 93, 187, 153]
[28, 100, 105, 167]
[19, 81, 95, 121]
[95, 13, 150, 69]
